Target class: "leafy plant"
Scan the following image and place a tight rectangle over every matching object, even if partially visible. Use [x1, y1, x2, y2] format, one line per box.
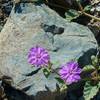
[83, 5, 92, 12]
[83, 81, 99, 100]
[43, 68, 51, 78]
[65, 9, 80, 21]
[28, 45, 100, 100]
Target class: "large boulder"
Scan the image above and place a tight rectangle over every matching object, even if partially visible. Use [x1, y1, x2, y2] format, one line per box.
[0, 3, 98, 100]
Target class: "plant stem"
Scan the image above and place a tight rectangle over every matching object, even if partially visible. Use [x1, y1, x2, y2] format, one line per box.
[51, 68, 60, 76]
[45, 0, 100, 22]
[82, 11, 100, 21]
[48, 62, 60, 76]
[76, 0, 100, 21]
[76, 0, 83, 11]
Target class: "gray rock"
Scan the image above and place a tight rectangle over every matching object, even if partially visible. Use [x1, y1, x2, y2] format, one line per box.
[0, 3, 98, 100]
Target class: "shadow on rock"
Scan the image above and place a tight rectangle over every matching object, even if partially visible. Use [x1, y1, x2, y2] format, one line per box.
[2, 81, 34, 100]
[33, 84, 66, 100]
[78, 48, 97, 68]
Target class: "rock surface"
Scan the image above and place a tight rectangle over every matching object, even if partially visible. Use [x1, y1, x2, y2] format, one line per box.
[0, 3, 98, 100]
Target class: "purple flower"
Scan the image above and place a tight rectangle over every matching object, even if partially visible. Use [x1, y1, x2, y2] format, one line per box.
[28, 46, 50, 67]
[59, 61, 82, 85]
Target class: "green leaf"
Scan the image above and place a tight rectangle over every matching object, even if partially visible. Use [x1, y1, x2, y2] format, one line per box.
[83, 81, 99, 100]
[91, 55, 99, 69]
[60, 84, 67, 92]
[84, 5, 92, 11]
[43, 68, 50, 78]
[65, 9, 80, 21]
[55, 77, 65, 84]
[98, 82, 100, 88]
[82, 65, 95, 72]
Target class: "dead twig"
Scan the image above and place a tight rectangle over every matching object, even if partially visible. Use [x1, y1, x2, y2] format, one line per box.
[45, 0, 100, 22]
[76, 0, 100, 21]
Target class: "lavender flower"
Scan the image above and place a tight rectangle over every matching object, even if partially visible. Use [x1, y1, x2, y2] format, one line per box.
[59, 61, 82, 85]
[28, 46, 50, 67]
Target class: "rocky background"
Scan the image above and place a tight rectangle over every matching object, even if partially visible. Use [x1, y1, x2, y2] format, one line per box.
[0, 0, 100, 43]
[0, 0, 100, 100]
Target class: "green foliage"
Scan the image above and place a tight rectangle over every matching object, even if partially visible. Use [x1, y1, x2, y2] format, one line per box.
[82, 65, 95, 72]
[98, 82, 100, 88]
[82, 55, 99, 72]
[55, 77, 65, 84]
[65, 9, 80, 21]
[43, 68, 50, 78]
[84, 5, 92, 12]
[55, 77, 67, 92]
[83, 81, 99, 100]
[91, 55, 98, 63]
[60, 84, 67, 92]
[91, 55, 99, 69]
